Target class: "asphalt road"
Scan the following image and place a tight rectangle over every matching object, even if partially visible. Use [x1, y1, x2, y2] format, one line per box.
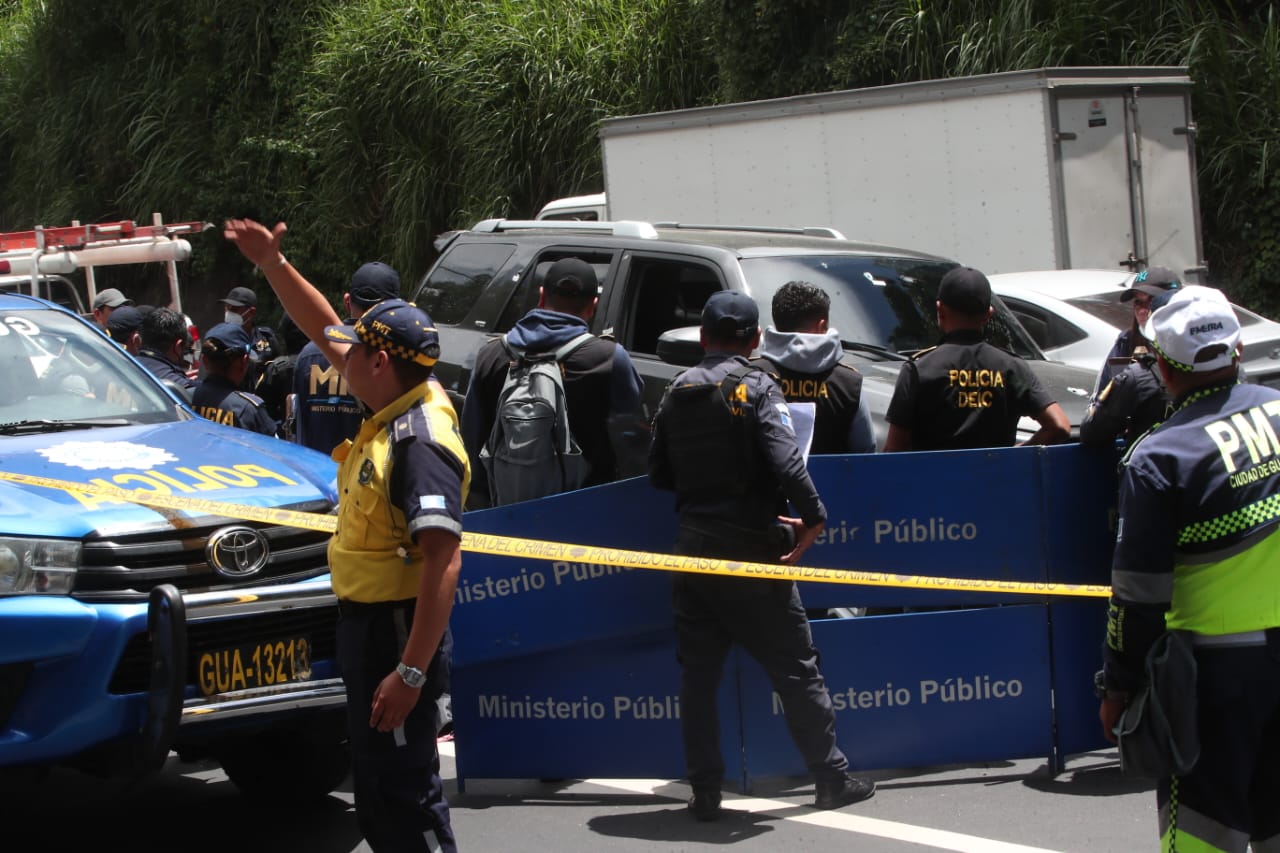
[15, 742, 1158, 852]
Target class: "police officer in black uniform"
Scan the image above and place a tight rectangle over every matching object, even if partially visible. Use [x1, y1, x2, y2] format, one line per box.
[649, 290, 875, 821]
[254, 313, 309, 433]
[751, 280, 875, 454]
[219, 285, 279, 391]
[1079, 285, 1177, 450]
[136, 306, 197, 400]
[884, 266, 1070, 451]
[192, 322, 280, 436]
[1093, 266, 1182, 400]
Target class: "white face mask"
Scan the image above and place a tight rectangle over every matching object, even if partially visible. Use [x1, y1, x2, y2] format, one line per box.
[223, 310, 245, 327]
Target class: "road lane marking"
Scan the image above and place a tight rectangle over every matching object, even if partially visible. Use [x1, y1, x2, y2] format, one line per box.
[437, 743, 1058, 852]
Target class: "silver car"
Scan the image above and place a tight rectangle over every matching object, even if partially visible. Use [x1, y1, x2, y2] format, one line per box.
[989, 269, 1280, 391]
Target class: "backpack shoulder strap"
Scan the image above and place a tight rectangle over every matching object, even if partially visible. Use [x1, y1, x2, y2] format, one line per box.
[499, 334, 522, 362]
[554, 332, 594, 361]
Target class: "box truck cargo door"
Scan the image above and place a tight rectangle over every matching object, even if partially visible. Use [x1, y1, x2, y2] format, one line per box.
[1055, 91, 1203, 280]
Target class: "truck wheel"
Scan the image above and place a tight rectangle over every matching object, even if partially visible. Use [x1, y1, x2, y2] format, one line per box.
[216, 713, 349, 802]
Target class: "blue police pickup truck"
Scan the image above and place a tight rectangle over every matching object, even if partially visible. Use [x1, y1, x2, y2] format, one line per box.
[0, 292, 347, 798]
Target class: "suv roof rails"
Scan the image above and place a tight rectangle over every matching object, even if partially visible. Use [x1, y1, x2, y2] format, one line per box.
[651, 222, 847, 240]
[470, 219, 659, 239]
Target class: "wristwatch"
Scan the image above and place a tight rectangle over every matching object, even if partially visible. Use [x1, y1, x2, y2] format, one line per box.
[396, 661, 426, 689]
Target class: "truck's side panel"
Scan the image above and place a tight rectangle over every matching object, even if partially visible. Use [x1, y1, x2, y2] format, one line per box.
[600, 67, 1201, 278]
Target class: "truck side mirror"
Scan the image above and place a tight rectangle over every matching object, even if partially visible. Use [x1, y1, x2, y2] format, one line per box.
[656, 326, 704, 367]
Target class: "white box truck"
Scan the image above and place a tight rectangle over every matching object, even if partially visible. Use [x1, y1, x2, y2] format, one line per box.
[592, 67, 1205, 279]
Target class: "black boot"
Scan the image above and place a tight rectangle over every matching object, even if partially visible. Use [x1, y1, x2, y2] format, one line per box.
[814, 774, 875, 809]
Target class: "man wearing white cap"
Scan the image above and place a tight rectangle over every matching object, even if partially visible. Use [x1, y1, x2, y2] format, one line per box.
[1098, 285, 1280, 851]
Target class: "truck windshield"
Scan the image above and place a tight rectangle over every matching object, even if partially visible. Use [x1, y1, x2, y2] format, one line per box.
[0, 308, 183, 426]
[739, 254, 1044, 360]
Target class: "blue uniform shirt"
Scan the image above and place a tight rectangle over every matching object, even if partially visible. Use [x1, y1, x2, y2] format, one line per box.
[193, 374, 280, 437]
[293, 340, 365, 454]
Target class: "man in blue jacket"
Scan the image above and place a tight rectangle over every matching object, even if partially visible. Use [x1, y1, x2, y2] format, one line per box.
[461, 257, 642, 507]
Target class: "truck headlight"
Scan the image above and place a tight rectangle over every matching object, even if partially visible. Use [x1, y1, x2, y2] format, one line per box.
[0, 538, 79, 595]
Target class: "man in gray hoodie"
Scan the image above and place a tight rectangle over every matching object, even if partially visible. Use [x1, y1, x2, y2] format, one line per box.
[752, 280, 876, 454]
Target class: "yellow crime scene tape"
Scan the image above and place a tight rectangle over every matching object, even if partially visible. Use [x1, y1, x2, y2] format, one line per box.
[0, 470, 1112, 599]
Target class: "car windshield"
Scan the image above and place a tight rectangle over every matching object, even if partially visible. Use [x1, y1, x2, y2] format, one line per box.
[1067, 290, 1263, 330]
[0, 307, 182, 428]
[739, 254, 1044, 359]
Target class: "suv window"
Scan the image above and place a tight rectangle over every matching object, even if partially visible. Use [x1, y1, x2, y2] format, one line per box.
[620, 256, 723, 355]
[739, 255, 1042, 358]
[417, 242, 516, 325]
[496, 250, 614, 333]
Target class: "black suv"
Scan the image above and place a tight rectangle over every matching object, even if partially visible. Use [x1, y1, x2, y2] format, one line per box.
[412, 220, 1095, 478]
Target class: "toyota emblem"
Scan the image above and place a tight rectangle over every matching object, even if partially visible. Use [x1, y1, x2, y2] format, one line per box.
[206, 526, 270, 579]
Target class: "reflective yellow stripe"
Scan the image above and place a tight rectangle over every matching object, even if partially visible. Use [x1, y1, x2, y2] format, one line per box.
[1168, 526, 1280, 633]
[0, 470, 1112, 598]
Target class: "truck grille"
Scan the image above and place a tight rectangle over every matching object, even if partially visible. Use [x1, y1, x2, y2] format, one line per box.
[108, 605, 339, 695]
[75, 500, 334, 599]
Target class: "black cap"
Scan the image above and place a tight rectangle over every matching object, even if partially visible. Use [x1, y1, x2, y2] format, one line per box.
[1121, 266, 1181, 302]
[106, 305, 143, 339]
[937, 267, 992, 315]
[349, 262, 402, 308]
[543, 258, 599, 298]
[219, 286, 258, 308]
[323, 299, 440, 368]
[701, 291, 759, 340]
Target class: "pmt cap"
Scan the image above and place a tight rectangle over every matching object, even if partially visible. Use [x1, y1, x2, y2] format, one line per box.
[1142, 285, 1241, 373]
[323, 298, 440, 368]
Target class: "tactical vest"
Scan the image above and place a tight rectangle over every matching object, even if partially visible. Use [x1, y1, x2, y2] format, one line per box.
[661, 364, 757, 496]
[752, 358, 863, 454]
[329, 383, 471, 603]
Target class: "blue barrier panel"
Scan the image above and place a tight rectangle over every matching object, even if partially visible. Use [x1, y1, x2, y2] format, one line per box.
[1048, 601, 1111, 765]
[736, 606, 1054, 784]
[450, 443, 1119, 785]
[1038, 445, 1119, 768]
[798, 445, 1115, 609]
[450, 631, 698, 782]
[455, 478, 676, 667]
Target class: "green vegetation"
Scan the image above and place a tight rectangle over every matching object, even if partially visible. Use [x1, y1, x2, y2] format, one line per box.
[0, 0, 1275, 316]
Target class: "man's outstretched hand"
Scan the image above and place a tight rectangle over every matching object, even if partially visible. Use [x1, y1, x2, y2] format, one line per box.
[223, 218, 287, 268]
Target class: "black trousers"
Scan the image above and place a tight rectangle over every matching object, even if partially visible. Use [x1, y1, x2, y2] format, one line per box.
[337, 599, 455, 853]
[1157, 638, 1280, 852]
[672, 524, 849, 792]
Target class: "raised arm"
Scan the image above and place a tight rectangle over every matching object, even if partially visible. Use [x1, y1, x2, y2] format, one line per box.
[223, 219, 349, 371]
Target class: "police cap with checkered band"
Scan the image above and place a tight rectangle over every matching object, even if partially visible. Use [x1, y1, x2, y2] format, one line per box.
[322, 299, 440, 368]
